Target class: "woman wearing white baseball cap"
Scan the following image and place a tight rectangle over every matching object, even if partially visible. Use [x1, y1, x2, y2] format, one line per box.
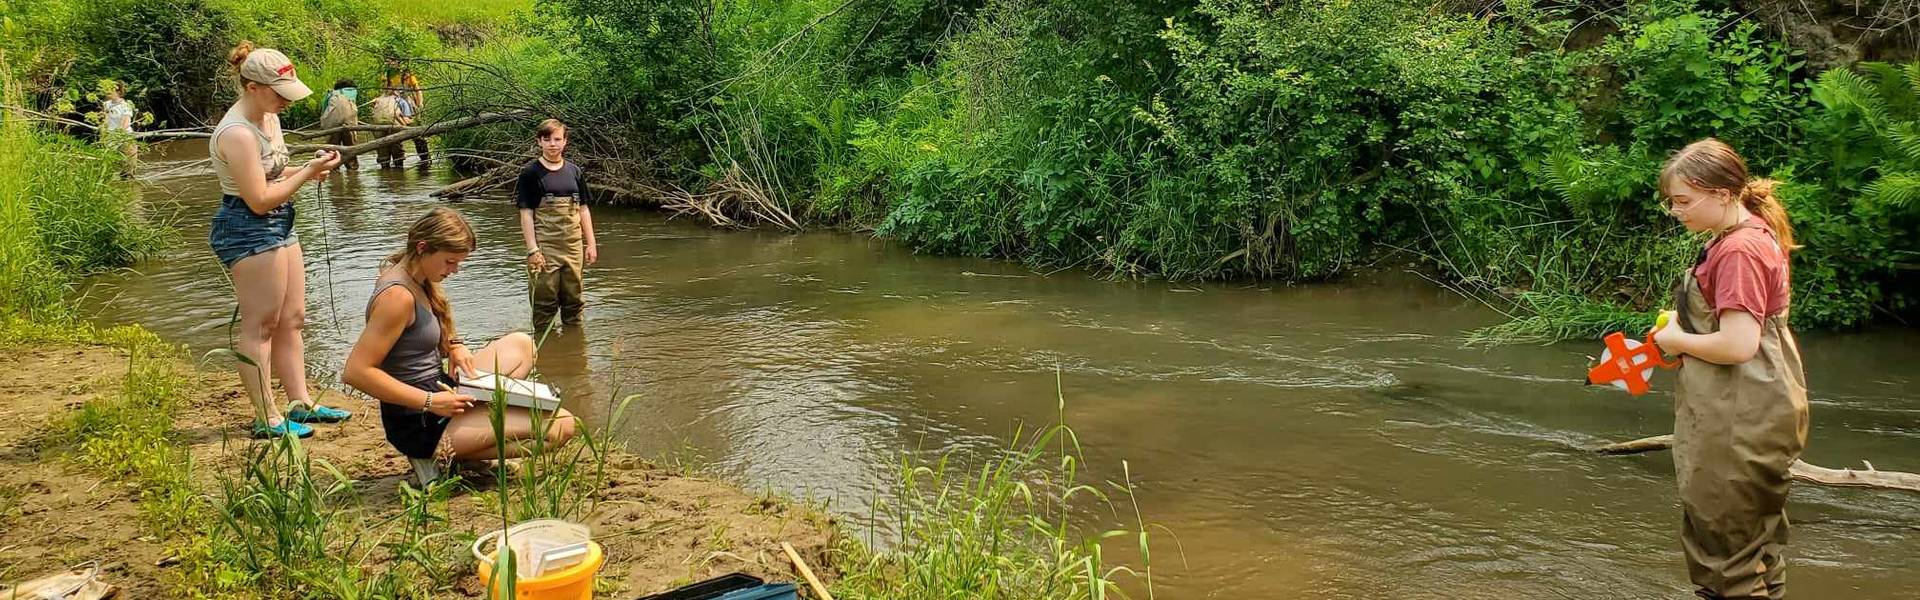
[208, 40, 349, 438]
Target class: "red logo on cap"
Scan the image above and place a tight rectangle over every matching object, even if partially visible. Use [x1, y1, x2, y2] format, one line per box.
[276, 64, 295, 76]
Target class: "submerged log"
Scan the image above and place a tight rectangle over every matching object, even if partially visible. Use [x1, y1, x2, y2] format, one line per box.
[1594, 434, 1676, 455]
[1594, 434, 1920, 493]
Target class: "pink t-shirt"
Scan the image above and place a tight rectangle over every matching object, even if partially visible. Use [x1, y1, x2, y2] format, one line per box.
[1692, 216, 1791, 321]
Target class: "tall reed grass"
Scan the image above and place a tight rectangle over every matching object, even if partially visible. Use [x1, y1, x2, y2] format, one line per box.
[834, 386, 1159, 600]
[1, 58, 163, 321]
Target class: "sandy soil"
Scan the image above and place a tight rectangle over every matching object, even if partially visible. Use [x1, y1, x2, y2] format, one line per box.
[0, 342, 838, 598]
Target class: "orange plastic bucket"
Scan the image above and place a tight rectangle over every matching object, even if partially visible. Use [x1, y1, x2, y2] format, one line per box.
[475, 541, 605, 600]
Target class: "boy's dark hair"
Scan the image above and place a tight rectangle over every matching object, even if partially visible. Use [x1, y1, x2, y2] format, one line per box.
[334, 79, 355, 90]
[537, 119, 567, 140]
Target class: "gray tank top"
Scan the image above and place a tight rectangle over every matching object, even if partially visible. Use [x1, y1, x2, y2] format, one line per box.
[367, 278, 442, 389]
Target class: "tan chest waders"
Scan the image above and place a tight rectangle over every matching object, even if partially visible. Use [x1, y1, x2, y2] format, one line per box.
[1670, 224, 1810, 599]
[530, 195, 586, 327]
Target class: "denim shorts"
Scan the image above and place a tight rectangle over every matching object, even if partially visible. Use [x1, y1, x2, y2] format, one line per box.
[208, 195, 298, 268]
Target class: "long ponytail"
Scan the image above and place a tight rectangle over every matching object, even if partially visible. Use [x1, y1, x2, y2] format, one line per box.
[1740, 178, 1797, 252]
[1659, 138, 1800, 253]
[384, 207, 477, 355]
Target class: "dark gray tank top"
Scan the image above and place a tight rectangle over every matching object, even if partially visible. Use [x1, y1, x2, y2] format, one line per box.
[368, 278, 442, 389]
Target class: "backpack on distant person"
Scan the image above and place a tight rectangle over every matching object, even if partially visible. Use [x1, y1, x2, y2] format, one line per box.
[369, 95, 400, 125]
[319, 91, 359, 128]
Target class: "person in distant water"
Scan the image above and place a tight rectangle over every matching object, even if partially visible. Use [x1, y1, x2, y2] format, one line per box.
[342, 207, 577, 480]
[317, 79, 360, 170]
[382, 58, 430, 163]
[1651, 138, 1810, 600]
[207, 41, 349, 438]
[370, 87, 411, 168]
[515, 119, 598, 329]
[100, 82, 138, 166]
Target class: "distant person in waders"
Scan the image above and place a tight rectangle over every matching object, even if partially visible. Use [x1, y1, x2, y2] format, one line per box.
[1652, 138, 1810, 600]
[382, 58, 430, 164]
[515, 119, 597, 329]
[317, 79, 360, 170]
[370, 88, 412, 168]
[207, 41, 350, 438]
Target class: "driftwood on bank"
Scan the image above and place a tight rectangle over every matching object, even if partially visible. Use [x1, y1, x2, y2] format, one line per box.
[431, 162, 520, 198]
[1595, 434, 1920, 493]
[659, 163, 799, 230]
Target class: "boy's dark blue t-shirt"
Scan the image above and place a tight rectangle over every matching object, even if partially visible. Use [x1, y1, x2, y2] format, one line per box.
[515, 160, 589, 209]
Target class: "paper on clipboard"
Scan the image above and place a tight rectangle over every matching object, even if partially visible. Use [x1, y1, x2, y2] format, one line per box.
[455, 370, 562, 411]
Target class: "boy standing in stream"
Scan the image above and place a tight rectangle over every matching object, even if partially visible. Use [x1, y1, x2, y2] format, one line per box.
[516, 119, 597, 329]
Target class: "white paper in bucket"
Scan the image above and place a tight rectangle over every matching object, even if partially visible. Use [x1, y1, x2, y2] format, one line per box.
[473, 519, 593, 579]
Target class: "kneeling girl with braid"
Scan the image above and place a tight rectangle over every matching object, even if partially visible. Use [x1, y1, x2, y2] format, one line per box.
[343, 208, 578, 476]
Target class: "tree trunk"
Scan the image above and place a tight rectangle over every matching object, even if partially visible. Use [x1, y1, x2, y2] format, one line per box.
[1594, 434, 1920, 493]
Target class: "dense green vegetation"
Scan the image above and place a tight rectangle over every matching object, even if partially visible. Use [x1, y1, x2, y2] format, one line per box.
[5, 5, 1152, 597]
[469, 0, 1916, 339]
[8, 0, 1915, 337]
[0, 68, 161, 321]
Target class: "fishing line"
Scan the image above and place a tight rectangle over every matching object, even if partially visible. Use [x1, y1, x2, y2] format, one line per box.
[309, 164, 344, 332]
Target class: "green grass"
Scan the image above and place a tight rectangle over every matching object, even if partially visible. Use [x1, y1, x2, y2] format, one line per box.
[1, 62, 163, 322]
[1466, 291, 1663, 346]
[833, 385, 1158, 600]
[387, 0, 534, 26]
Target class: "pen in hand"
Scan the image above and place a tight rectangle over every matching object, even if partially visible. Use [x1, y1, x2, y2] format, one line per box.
[434, 381, 464, 424]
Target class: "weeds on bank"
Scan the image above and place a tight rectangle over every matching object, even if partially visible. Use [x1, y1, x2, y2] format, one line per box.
[206, 435, 468, 599]
[834, 385, 1160, 600]
[1465, 291, 1662, 346]
[2, 59, 164, 323]
[40, 324, 204, 535]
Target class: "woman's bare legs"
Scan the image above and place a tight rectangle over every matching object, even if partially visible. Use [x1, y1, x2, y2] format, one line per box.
[229, 246, 290, 425]
[272, 243, 313, 408]
[444, 406, 578, 461]
[441, 332, 576, 461]
[469, 331, 536, 379]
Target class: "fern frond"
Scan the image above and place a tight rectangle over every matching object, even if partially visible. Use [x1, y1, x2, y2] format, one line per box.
[1867, 62, 1920, 120]
[1891, 122, 1920, 165]
[1814, 68, 1892, 130]
[1905, 62, 1920, 106]
[1532, 150, 1586, 204]
[1864, 171, 1920, 210]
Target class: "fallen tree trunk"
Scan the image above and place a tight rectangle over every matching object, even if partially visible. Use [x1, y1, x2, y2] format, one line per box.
[1595, 434, 1920, 493]
[130, 125, 393, 142]
[428, 151, 661, 204]
[286, 124, 408, 139]
[296, 110, 528, 158]
[3, 106, 526, 148]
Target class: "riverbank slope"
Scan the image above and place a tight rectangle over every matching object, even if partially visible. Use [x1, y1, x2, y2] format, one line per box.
[0, 321, 836, 598]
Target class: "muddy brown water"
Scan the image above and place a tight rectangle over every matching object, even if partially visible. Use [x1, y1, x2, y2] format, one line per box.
[79, 144, 1920, 598]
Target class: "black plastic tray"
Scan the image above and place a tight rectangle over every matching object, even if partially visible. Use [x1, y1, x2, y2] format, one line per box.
[633, 573, 767, 600]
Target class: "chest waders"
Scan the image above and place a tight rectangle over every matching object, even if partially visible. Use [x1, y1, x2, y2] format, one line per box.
[1671, 223, 1810, 599]
[530, 195, 586, 328]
